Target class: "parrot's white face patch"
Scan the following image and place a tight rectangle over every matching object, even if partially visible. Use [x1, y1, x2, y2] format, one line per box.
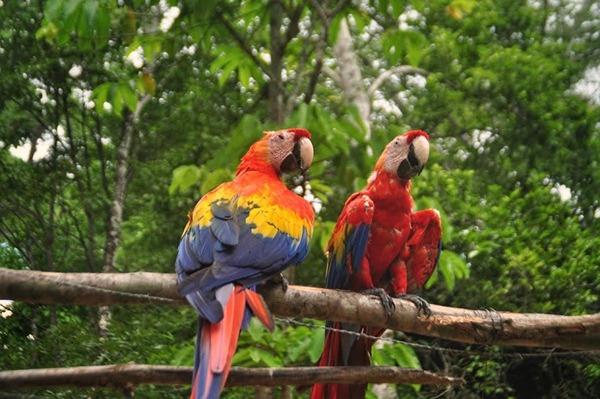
[267, 130, 296, 170]
[383, 136, 410, 173]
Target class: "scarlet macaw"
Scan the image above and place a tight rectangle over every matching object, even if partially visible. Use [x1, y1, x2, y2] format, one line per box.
[176, 128, 315, 399]
[311, 130, 441, 399]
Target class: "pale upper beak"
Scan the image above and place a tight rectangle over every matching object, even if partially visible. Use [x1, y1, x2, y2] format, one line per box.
[298, 137, 313, 171]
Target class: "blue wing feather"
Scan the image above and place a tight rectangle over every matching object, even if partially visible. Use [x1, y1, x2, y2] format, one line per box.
[324, 194, 374, 290]
[176, 197, 310, 323]
[348, 224, 370, 274]
[322, 193, 374, 364]
[210, 201, 240, 247]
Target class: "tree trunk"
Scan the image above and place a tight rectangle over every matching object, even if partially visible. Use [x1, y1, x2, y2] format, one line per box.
[99, 95, 150, 336]
[255, 387, 273, 399]
[333, 18, 371, 137]
[281, 385, 293, 399]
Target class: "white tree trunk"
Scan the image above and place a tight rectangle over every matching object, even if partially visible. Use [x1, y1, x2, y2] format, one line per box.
[333, 18, 371, 138]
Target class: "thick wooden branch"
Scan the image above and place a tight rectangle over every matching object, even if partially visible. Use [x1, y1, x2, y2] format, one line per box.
[0, 365, 461, 389]
[1, 268, 600, 350]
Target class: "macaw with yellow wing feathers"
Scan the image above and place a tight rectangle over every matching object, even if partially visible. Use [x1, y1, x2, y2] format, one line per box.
[176, 128, 315, 399]
[311, 130, 441, 399]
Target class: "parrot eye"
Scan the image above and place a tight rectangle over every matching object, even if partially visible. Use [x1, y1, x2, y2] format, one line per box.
[278, 134, 284, 140]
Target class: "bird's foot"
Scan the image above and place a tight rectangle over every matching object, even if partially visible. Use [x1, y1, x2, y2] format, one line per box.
[399, 294, 432, 318]
[362, 288, 396, 319]
[267, 273, 289, 292]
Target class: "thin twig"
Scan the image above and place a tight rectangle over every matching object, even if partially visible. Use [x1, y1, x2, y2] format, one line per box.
[216, 13, 271, 77]
[368, 65, 429, 96]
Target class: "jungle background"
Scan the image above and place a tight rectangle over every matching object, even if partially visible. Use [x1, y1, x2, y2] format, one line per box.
[1, 0, 599, 397]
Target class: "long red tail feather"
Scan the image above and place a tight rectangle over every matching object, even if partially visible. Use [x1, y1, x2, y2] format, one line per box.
[311, 324, 380, 399]
[190, 286, 250, 399]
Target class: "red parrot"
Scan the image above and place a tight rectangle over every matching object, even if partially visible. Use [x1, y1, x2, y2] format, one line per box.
[311, 130, 442, 399]
[176, 128, 315, 399]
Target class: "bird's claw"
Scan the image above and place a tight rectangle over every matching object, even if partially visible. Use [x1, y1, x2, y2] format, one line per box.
[400, 294, 432, 318]
[363, 288, 396, 319]
[268, 273, 289, 292]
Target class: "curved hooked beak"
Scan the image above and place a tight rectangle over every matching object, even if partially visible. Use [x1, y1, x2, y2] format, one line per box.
[280, 137, 314, 173]
[397, 136, 429, 179]
[297, 137, 313, 171]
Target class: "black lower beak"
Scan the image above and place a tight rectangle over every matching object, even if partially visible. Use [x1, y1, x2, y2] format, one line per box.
[397, 159, 420, 179]
[280, 142, 302, 173]
[397, 143, 423, 179]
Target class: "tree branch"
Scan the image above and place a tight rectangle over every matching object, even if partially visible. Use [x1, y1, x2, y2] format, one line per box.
[102, 94, 150, 274]
[368, 65, 429, 96]
[322, 65, 341, 85]
[1, 268, 599, 350]
[216, 13, 271, 78]
[282, 3, 304, 52]
[0, 364, 462, 389]
[304, 0, 349, 104]
[304, 8, 328, 104]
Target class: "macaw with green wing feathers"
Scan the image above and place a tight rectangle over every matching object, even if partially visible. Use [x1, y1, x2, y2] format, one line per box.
[176, 128, 315, 399]
[311, 130, 442, 399]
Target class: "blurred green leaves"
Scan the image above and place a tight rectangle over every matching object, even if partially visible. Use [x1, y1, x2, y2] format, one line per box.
[372, 342, 420, 370]
[93, 82, 137, 116]
[371, 341, 422, 394]
[36, 0, 114, 47]
[169, 165, 233, 196]
[383, 30, 428, 66]
[234, 319, 325, 367]
[426, 250, 469, 291]
[210, 46, 265, 89]
[169, 165, 203, 195]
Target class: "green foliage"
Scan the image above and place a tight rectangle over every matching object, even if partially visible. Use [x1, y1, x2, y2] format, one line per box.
[426, 249, 469, 291]
[383, 30, 428, 66]
[372, 342, 420, 370]
[370, 340, 422, 397]
[0, 243, 27, 270]
[169, 165, 204, 195]
[93, 81, 138, 116]
[210, 45, 265, 89]
[37, 0, 114, 47]
[234, 319, 325, 367]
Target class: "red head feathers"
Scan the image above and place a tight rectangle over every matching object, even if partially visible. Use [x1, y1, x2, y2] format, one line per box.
[404, 129, 429, 143]
[236, 128, 314, 176]
[374, 129, 430, 180]
[287, 127, 312, 140]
